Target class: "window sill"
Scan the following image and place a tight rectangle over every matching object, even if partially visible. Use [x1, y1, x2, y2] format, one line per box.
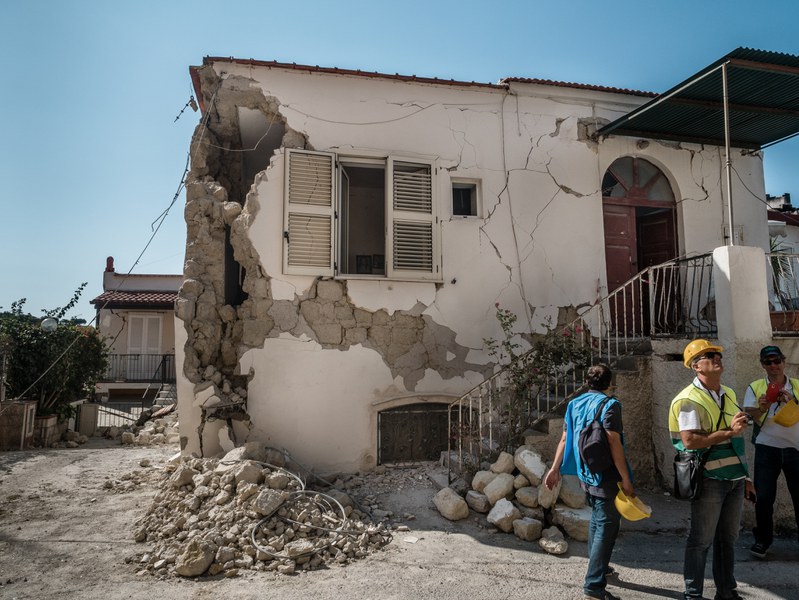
[335, 274, 443, 284]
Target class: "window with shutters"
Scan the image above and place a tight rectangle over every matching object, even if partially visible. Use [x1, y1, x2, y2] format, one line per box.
[283, 149, 440, 281]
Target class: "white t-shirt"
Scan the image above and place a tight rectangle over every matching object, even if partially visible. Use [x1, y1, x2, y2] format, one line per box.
[676, 378, 726, 432]
[743, 377, 799, 448]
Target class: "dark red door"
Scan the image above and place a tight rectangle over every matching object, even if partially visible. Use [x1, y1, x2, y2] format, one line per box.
[638, 211, 678, 332]
[602, 157, 678, 336]
[603, 204, 638, 334]
[638, 211, 675, 268]
[604, 204, 638, 291]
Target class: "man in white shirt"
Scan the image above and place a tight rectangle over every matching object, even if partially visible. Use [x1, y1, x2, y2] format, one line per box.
[743, 344, 799, 559]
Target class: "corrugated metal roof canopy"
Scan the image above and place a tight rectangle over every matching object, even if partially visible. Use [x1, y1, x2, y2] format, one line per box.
[598, 48, 799, 149]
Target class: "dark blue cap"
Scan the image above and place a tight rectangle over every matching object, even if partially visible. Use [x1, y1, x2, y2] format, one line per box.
[760, 345, 784, 360]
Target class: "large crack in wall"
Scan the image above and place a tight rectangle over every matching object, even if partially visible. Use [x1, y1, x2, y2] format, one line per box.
[180, 67, 491, 455]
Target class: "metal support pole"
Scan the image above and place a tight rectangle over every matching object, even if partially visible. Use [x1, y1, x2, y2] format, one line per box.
[722, 62, 735, 245]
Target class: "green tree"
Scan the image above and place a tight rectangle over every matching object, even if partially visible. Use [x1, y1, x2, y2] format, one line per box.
[0, 285, 108, 418]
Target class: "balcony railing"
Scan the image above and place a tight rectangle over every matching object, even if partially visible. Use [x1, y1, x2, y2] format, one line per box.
[101, 353, 175, 383]
[601, 253, 716, 342]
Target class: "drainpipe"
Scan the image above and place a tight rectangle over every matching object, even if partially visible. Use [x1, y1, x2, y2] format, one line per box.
[722, 62, 735, 246]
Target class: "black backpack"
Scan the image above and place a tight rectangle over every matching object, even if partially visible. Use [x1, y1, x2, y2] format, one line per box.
[578, 397, 614, 473]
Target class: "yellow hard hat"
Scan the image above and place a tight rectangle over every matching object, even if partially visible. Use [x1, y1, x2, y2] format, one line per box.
[615, 484, 652, 521]
[683, 339, 724, 368]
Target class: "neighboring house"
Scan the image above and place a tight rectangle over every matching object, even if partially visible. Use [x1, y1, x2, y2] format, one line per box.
[91, 257, 181, 403]
[176, 48, 799, 481]
[766, 199, 799, 315]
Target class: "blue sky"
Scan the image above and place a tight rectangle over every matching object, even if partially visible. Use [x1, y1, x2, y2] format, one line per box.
[2, 0, 798, 321]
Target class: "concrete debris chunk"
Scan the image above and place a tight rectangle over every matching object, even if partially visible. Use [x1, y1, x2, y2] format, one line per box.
[537, 476, 560, 509]
[251, 488, 289, 516]
[489, 451, 515, 474]
[483, 472, 515, 506]
[486, 498, 521, 533]
[515, 486, 539, 508]
[465, 490, 491, 513]
[551, 505, 591, 542]
[512, 517, 543, 541]
[539, 526, 568, 555]
[558, 474, 586, 508]
[470, 470, 498, 493]
[175, 537, 217, 577]
[432, 487, 469, 521]
[513, 446, 547, 487]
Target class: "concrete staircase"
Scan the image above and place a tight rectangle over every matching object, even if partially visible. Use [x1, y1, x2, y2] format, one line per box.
[153, 383, 177, 407]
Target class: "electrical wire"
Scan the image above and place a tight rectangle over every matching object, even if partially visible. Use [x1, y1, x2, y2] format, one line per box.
[7, 82, 216, 405]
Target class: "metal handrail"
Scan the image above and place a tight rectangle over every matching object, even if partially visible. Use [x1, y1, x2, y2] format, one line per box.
[446, 253, 715, 478]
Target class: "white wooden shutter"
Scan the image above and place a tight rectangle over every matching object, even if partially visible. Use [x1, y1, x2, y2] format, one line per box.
[283, 149, 335, 276]
[127, 314, 162, 379]
[387, 157, 440, 280]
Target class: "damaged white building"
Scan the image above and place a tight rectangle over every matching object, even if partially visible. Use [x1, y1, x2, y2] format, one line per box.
[176, 49, 799, 478]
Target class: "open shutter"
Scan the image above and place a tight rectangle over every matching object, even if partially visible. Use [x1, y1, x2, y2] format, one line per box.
[283, 149, 335, 276]
[386, 157, 440, 280]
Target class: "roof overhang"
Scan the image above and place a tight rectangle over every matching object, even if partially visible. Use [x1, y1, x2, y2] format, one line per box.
[598, 48, 799, 150]
[91, 290, 178, 310]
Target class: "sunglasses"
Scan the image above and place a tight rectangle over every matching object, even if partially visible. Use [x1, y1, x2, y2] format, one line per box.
[696, 351, 723, 361]
[762, 358, 783, 366]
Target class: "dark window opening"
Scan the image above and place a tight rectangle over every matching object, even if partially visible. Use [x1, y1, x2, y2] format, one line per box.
[339, 162, 386, 275]
[452, 182, 477, 216]
[224, 226, 248, 306]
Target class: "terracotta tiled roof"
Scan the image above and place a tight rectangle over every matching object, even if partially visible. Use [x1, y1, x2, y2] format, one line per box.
[91, 290, 178, 309]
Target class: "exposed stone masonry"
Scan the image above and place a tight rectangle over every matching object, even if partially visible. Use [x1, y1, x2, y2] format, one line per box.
[178, 67, 489, 453]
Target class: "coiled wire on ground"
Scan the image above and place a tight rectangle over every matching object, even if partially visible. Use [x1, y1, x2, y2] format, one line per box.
[221, 448, 391, 560]
[250, 489, 353, 560]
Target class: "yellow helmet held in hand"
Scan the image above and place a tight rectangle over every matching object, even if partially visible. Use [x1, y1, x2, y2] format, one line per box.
[683, 339, 724, 368]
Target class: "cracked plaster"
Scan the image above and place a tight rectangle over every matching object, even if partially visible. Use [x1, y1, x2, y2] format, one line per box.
[179, 67, 492, 457]
[177, 60, 769, 468]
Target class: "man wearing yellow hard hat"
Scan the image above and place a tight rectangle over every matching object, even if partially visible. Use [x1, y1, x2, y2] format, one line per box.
[668, 339, 754, 600]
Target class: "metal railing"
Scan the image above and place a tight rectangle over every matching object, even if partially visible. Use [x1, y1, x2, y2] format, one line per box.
[767, 252, 799, 334]
[96, 401, 144, 428]
[101, 353, 176, 383]
[593, 253, 716, 358]
[446, 253, 715, 477]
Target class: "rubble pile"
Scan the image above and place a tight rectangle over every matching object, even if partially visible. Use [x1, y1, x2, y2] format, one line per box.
[436, 445, 591, 554]
[104, 406, 180, 447]
[130, 445, 392, 578]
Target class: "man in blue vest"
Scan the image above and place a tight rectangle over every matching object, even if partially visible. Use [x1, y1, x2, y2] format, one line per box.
[545, 363, 634, 600]
[743, 344, 799, 559]
[669, 339, 753, 600]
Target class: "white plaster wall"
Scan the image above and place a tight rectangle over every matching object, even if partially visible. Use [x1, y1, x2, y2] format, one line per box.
[175, 312, 196, 455]
[193, 63, 769, 471]
[241, 336, 398, 472]
[103, 272, 183, 293]
[97, 309, 127, 354]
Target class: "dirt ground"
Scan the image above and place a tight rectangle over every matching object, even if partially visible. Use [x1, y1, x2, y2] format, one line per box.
[1, 439, 797, 600]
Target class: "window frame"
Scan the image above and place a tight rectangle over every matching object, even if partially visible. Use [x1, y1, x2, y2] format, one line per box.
[283, 148, 442, 282]
[450, 178, 481, 218]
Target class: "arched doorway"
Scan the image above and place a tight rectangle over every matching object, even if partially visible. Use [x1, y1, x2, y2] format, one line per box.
[602, 157, 677, 332]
